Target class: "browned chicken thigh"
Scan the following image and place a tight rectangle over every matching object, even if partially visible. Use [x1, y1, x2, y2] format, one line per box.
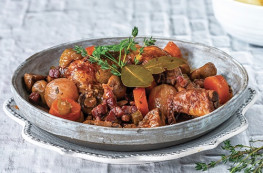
[173, 89, 219, 117]
[65, 59, 98, 93]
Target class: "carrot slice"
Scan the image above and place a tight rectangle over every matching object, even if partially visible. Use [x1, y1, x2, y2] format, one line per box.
[164, 41, 182, 58]
[133, 88, 149, 116]
[86, 46, 95, 56]
[204, 75, 230, 104]
[49, 98, 81, 122]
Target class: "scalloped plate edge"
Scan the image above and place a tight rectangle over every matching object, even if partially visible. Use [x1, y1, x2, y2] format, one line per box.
[3, 88, 257, 164]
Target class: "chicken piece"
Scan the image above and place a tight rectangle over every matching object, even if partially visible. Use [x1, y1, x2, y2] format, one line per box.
[173, 89, 219, 117]
[127, 45, 168, 64]
[141, 46, 169, 64]
[95, 69, 112, 84]
[138, 108, 165, 128]
[107, 75, 126, 100]
[59, 48, 83, 68]
[190, 62, 217, 80]
[148, 84, 177, 124]
[65, 59, 97, 93]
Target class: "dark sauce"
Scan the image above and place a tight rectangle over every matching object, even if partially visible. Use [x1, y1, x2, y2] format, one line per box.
[175, 113, 194, 123]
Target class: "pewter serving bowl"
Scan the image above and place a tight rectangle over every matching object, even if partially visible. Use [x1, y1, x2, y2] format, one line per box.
[11, 38, 248, 151]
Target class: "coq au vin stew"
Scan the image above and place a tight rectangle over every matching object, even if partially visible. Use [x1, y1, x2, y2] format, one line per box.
[24, 27, 232, 128]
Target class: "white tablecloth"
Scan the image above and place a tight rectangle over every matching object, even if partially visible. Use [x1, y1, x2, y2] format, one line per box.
[1, 0, 262, 172]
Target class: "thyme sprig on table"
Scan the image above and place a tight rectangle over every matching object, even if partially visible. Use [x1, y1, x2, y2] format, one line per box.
[195, 140, 263, 173]
[73, 26, 156, 76]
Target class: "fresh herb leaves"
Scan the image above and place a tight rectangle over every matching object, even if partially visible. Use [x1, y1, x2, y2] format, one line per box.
[195, 139, 263, 173]
[88, 51, 121, 76]
[73, 46, 87, 57]
[143, 37, 156, 46]
[121, 27, 138, 66]
[138, 37, 157, 56]
[87, 26, 139, 75]
[132, 26, 138, 37]
[73, 27, 183, 87]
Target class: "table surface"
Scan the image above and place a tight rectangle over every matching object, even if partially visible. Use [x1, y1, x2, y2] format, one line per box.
[1, 0, 263, 172]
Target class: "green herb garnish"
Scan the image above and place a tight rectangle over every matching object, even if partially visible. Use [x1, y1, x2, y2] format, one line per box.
[143, 37, 156, 46]
[195, 139, 263, 173]
[138, 36, 156, 61]
[73, 46, 87, 57]
[74, 27, 139, 77]
[73, 27, 184, 87]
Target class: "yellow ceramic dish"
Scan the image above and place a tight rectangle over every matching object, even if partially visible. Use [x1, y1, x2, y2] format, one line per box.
[236, 0, 263, 6]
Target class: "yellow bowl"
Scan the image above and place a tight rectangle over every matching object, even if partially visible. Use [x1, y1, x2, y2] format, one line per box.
[236, 0, 263, 6]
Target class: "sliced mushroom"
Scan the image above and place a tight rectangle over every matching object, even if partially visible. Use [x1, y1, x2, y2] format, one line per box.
[148, 84, 177, 124]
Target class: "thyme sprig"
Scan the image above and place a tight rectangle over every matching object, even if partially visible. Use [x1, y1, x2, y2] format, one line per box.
[195, 140, 263, 173]
[73, 27, 153, 76]
[139, 37, 156, 53]
[73, 46, 87, 57]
